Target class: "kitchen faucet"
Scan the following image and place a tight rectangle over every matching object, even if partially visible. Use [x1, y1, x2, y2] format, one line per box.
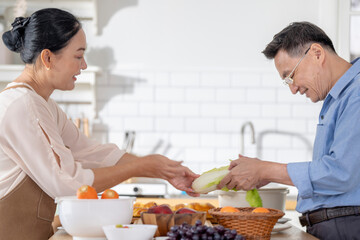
[240, 121, 256, 155]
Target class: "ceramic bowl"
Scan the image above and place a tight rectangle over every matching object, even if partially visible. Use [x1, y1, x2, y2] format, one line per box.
[56, 196, 136, 240]
[102, 224, 157, 240]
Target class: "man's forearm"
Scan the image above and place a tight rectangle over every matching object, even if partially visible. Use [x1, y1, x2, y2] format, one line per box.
[261, 161, 294, 186]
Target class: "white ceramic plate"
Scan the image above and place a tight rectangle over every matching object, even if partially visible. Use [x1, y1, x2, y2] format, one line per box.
[272, 222, 292, 232]
[277, 217, 291, 224]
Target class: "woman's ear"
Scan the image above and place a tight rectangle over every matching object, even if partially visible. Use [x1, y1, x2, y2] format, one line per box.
[40, 49, 52, 70]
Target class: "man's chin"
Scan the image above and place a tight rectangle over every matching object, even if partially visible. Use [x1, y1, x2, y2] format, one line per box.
[309, 96, 320, 103]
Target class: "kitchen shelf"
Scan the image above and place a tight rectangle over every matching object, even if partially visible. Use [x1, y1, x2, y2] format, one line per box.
[0, 64, 101, 119]
[0, 0, 99, 34]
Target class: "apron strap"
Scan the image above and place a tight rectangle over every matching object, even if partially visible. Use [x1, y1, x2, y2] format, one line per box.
[1, 84, 32, 93]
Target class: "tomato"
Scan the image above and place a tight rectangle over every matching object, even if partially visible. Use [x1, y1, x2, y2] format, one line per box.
[101, 189, 119, 199]
[77, 185, 98, 199]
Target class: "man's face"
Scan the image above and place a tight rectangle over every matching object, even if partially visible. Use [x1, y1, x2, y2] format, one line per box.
[274, 48, 329, 103]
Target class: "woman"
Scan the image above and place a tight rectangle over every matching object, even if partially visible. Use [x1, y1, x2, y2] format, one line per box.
[0, 8, 199, 239]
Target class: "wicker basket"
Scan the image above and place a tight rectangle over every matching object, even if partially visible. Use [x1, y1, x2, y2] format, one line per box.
[209, 207, 284, 240]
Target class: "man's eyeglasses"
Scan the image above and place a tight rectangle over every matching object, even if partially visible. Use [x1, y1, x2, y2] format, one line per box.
[283, 47, 311, 85]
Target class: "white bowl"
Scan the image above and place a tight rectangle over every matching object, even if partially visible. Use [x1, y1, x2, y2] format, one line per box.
[56, 196, 136, 240]
[102, 224, 157, 240]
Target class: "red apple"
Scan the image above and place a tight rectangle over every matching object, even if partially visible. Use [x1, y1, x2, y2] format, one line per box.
[175, 207, 197, 214]
[147, 204, 173, 214]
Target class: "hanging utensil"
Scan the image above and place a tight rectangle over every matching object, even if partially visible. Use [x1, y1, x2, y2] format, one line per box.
[122, 131, 136, 153]
[74, 118, 81, 130]
[83, 118, 90, 137]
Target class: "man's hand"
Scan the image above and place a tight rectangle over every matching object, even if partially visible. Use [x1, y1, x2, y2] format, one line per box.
[218, 156, 265, 191]
[217, 155, 293, 191]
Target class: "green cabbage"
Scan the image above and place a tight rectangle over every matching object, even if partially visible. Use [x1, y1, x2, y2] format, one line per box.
[192, 165, 263, 207]
[192, 166, 229, 194]
[246, 189, 262, 207]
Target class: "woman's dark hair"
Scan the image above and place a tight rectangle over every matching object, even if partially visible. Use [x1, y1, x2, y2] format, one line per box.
[2, 8, 81, 64]
[262, 21, 336, 59]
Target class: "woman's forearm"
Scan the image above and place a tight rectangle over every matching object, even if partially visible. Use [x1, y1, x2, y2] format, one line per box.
[91, 155, 141, 192]
[90, 153, 185, 192]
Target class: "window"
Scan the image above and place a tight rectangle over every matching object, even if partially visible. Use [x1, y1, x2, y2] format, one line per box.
[339, 0, 360, 61]
[350, 0, 360, 60]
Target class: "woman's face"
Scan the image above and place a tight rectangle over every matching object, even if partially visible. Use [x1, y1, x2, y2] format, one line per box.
[50, 28, 87, 91]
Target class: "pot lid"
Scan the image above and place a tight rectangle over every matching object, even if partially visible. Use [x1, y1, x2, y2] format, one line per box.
[259, 183, 289, 190]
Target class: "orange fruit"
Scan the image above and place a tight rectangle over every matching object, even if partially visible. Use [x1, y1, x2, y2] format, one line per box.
[220, 206, 240, 213]
[77, 185, 98, 199]
[101, 189, 119, 199]
[251, 207, 270, 213]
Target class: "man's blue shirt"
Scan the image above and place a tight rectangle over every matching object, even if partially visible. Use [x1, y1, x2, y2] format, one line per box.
[287, 58, 360, 213]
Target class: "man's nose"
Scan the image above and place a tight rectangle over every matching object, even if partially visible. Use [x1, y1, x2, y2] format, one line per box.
[289, 84, 299, 94]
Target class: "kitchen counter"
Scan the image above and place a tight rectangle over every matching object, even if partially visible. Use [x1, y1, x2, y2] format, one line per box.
[50, 197, 306, 239]
[49, 224, 318, 240]
[134, 197, 297, 210]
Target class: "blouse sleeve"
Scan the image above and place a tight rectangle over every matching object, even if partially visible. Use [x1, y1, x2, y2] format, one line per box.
[51, 99, 125, 169]
[0, 94, 124, 198]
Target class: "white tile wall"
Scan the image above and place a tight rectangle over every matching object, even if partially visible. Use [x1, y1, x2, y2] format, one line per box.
[64, 67, 323, 195]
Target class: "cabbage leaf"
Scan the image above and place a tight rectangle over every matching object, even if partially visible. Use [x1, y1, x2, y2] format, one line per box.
[192, 165, 263, 207]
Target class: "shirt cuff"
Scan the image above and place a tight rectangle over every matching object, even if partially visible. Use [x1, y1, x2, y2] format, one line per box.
[287, 162, 313, 199]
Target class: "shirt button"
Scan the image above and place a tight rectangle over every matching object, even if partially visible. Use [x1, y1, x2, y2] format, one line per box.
[321, 115, 324, 120]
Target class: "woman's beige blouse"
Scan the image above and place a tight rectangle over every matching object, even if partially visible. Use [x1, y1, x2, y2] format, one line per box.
[0, 83, 125, 199]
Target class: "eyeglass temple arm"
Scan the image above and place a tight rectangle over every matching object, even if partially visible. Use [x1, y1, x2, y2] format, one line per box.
[288, 47, 311, 78]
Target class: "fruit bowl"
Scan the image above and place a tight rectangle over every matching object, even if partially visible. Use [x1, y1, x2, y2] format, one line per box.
[56, 196, 136, 240]
[102, 224, 157, 240]
[209, 207, 284, 240]
[140, 205, 206, 236]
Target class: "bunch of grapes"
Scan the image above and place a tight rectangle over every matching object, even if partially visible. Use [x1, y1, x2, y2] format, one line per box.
[166, 220, 245, 240]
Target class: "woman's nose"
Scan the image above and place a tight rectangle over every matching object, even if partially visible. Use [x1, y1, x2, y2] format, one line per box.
[81, 58, 88, 70]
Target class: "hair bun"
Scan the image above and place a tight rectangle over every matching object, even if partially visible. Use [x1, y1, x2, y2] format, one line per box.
[11, 17, 30, 31]
[2, 17, 30, 53]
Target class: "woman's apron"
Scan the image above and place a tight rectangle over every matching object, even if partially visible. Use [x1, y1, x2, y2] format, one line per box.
[0, 84, 56, 239]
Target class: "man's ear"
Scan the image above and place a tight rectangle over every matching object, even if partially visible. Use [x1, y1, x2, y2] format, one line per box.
[310, 43, 325, 62]
[40, 49, 52, 70]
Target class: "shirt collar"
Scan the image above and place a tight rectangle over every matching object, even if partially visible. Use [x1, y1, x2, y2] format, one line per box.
[329, 57, 360, 99]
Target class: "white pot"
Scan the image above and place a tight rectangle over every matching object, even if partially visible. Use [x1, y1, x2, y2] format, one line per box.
[217, 185, 289, 212]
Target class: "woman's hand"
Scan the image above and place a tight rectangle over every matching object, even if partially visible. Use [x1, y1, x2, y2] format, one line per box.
[168, 166, 200, 197]
[137, 154, 185, 179]
[137, 154, 200, 196]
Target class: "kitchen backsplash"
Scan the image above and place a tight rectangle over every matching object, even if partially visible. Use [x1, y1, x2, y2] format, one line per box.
[60, 67, 322, 194]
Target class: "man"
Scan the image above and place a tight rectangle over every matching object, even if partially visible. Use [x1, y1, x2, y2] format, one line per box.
[217, 22, 360, 239]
